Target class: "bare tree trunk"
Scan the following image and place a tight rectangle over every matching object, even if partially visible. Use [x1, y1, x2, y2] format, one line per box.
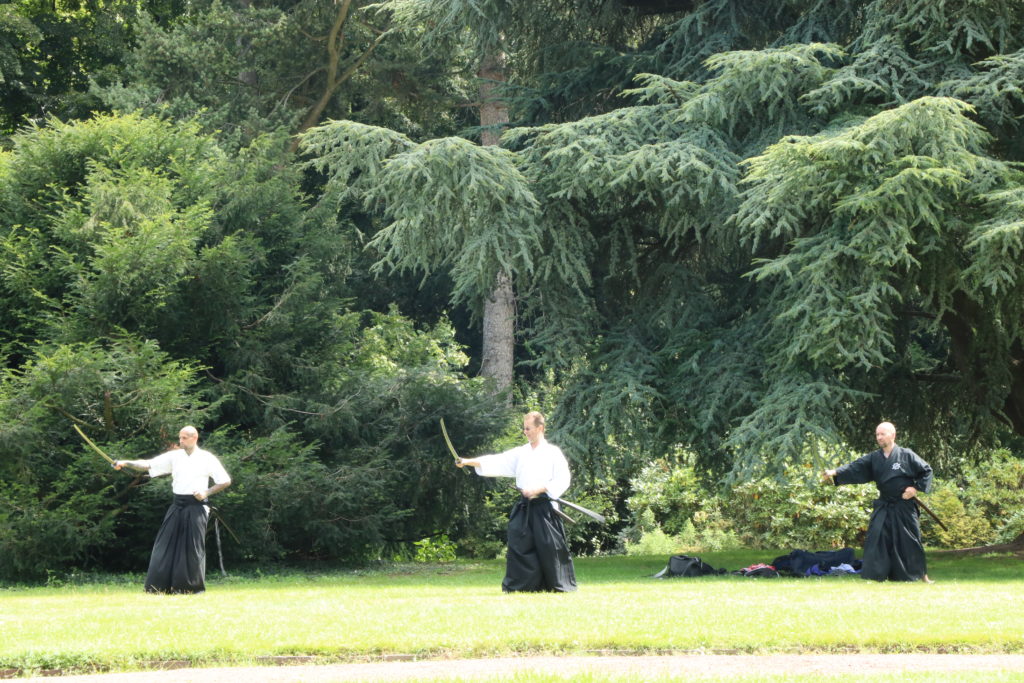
[478, 52, 507, 148]
[480, 270, 515, 392]
[477, 51, 515, 394]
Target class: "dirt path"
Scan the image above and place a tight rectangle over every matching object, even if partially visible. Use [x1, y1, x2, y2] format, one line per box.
[18, 654, 1024, 682]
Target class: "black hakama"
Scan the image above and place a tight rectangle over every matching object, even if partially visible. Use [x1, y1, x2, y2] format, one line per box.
[503, 496, 577, 593]
[861, 497, 928, 581]
[144, 494, 209, 594]
[834, 445, 933, 582]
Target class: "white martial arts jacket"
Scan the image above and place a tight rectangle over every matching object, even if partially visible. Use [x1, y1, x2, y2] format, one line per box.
[473, 438, 570, 504]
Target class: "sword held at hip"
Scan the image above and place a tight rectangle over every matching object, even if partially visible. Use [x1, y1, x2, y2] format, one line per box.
[913, 495, 948, 532]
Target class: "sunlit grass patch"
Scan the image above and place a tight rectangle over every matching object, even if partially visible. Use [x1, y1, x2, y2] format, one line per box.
[1, 552, 1021, 675]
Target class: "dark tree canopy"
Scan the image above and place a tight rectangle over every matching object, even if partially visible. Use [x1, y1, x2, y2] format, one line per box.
[307, 0, 1024, 481]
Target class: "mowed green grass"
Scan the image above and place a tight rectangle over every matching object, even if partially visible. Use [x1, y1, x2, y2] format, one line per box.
[419, 674, 1024, 682]
[0, 551, 1021, 674]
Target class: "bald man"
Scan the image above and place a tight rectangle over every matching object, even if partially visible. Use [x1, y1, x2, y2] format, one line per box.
[824, 422, 933, 582]
[116, 426, 231, 593]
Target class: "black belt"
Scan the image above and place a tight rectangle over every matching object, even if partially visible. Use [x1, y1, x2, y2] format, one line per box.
[172, 494, 209, 507]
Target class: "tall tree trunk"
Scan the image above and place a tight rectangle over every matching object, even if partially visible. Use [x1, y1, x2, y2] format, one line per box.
[480, 270, 515, 392]
[477, 51, 515, 394]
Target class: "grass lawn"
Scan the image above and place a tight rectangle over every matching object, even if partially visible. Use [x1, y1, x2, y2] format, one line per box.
[0, 550, 1022, 676]
[421, 674, 1024, 682]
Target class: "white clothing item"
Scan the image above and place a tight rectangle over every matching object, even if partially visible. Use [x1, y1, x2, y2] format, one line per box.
[146, 447, 231, 495]
[474, 438, 570, 502]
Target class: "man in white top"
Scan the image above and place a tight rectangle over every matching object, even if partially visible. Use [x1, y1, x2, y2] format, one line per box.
[457, 411, 577, 592]
[115, 426, 231, 593]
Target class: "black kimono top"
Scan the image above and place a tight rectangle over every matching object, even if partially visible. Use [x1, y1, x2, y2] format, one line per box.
[833, 445, 933, 501]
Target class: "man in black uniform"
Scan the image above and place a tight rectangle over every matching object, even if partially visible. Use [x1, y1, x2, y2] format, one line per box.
[824, 422, 934, 583]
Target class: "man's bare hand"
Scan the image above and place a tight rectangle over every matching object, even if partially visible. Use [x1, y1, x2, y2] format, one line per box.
[902, 486, 918, 500]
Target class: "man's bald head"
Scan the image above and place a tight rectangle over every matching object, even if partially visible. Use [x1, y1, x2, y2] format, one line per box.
[875, 422, 896, 450]
[178, 425, 200, 453]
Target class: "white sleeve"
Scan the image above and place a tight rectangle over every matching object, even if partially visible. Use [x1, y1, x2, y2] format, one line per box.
[473, 449, 518, 478]
[146, 452, 174, 478]
[208, 454, 231, 486]
[545, 447, 571, 500]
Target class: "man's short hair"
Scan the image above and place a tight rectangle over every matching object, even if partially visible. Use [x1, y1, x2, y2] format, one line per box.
[524, 411, 545, 428]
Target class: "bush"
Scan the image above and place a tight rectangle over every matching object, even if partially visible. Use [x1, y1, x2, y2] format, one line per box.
[718, 469, 875, 550]
[620, 451, 1024, 554]
[624, 510, 681, 556]
[0, 481, 116, 582]
[625, 461, 875, 552]
[413, 535, 457, 563]
[920, 484, 995, 549]
[0, 337, 210, 581]
[626, 461, 704, 535]
[997, 509, 1024, 544]
[959, 450, 1024, 544]
[624, 528, 680, 556]
[683, 503, 743, 551]
[562, 479, 620, 556]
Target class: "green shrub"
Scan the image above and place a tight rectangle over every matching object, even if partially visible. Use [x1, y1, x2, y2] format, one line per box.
[562, 479, 620, 556]
[413, 535, 457, 563]
[620, 452, 1024, 557]
[997, 509, 1024, 544]
[686, 503, 743, 551]
[0, 481, 117, 582]
[723, 470, 875, 549]
[920, 484, 995, 549]
[959, 451, 1024, 543]
[626, 460, 704, 535]
[624, 527, 680, 556]
[626, 461, 873, 553]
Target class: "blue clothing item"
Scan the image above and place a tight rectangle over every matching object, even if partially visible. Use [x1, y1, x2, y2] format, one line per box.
[772, 548, 858, 576]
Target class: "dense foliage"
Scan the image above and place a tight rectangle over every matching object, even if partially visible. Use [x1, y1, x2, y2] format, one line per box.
[309, 0, 1024, 484]
[624, 455, 1024, 553]
[0, 114, 508, 580]
[4, 0, 1024, 581]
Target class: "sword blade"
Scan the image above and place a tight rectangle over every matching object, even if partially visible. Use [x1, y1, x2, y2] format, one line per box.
[552, 497, 606, 524]
[439, 418, 461, 463]
[914, 496, 948, 532]
[73, 424, 116, 466]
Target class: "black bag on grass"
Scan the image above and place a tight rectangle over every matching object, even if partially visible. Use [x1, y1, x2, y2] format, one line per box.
[653, 554, 726, 578]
